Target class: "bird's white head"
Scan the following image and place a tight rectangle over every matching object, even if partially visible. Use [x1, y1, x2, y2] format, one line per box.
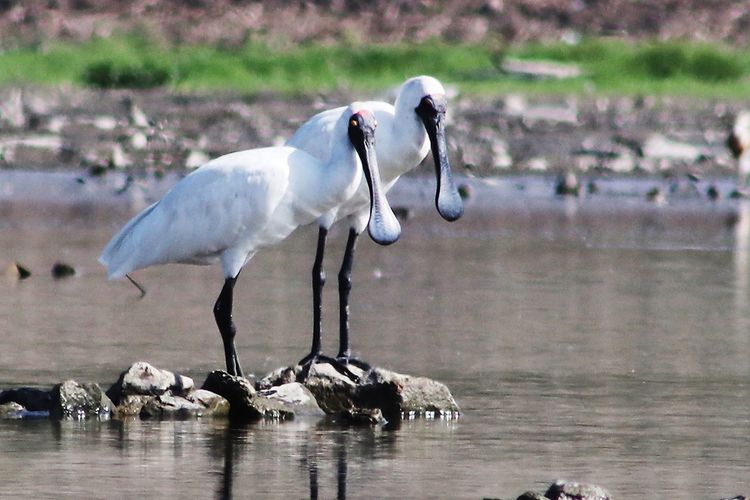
[397, 76, 464, 223]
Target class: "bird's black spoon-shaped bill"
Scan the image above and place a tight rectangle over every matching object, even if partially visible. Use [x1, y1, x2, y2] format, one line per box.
[416, 95, 464, 222]
[348, 111, 401, 245]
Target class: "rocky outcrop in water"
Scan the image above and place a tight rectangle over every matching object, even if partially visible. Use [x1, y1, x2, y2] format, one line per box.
[0, 360, 459, 425]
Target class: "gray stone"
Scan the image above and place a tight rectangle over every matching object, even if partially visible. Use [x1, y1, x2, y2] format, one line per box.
[202, 370, 293, 422]
[261, 363, 460, 424]
[50, 380, 113, 420]
[0, 401, 25, 418]
[300, 363, 361, 415]
[139, 389, 229, 420]
[517, 492, 549, 500]
[356, 368, 461, 422]
[257, 382, 325, 417]
[106, 361, 194, 404]
[545, 480, 612, 500]
[112, 394, 154, 419]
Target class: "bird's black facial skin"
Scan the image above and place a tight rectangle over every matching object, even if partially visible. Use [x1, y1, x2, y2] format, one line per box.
[414, 95, 464, 222]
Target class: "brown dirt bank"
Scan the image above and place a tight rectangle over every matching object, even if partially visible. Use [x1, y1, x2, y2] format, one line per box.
[0, 85, 747, 182]
[2, 1, 749, 48]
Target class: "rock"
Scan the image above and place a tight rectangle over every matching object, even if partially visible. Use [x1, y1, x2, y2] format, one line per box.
[643, 134, 703, 162]
[112, 394, 155, 419]
[501, 58, 583, 80]
[258, 366, 297, 389]
[555, 172, 580, 196]
[203, 370, 293, 421]
[0, 387, 51, 411]
[298, 363, 361, 415]
[50, 380, 113, 420]
[140, 389, 229, 420]
[130, 131, 149, 150]
[0, 401, 25, 418]
[110, 143, 132, 168]
[4, 262, 31, 280]
[123, 97, 150, 128]
[257, 382, 325, 417]
[522, 104, 579, 127]
[51, 262, 75, 278]
[0, 88, 27, 128]
[545, 480, 612, 500]
[185, 149, 210, 169]
[356, 367, 460, 422]
[106, 361, 194, 405]
[517, 492, 550, 500]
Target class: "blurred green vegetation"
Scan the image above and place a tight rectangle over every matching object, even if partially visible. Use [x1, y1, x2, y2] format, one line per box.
[1, 35, 749, 97]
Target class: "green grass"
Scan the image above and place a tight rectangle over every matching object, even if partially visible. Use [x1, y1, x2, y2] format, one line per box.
[1, 35, 749, 97]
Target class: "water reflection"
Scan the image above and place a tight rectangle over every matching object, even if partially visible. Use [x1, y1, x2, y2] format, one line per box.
[3, 175, 750, 498]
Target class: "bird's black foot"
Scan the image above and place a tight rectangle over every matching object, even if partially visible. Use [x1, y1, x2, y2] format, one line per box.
[297, 353, 362, 384]
[336, 354, 371, 372]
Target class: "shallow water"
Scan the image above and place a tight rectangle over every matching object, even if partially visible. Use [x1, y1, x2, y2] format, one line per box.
[1, 172, 749, 498]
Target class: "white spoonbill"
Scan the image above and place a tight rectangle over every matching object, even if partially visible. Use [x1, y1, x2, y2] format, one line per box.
[99, 105, 400, 377]
[286, 75, 463, 370]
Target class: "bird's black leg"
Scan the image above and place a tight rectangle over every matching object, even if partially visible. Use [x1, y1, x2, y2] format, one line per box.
[214, 276, 244, 377]
[336, 228, 371, 371]
[299, 227, 328, 367]
[298, 227, 361, 383]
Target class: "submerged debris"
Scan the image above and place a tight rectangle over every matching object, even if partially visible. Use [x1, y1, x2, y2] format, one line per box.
[51, 262, 75, 278]
[5, 262, 31, 280]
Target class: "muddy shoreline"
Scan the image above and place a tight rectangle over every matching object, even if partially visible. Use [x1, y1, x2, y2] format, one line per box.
[0, 86, 747, 188]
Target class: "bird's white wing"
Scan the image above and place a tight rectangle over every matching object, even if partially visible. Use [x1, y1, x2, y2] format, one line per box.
[100, 148, 291, 279]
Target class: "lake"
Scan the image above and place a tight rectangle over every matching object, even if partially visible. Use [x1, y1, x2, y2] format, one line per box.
[0, 171, 748, 498]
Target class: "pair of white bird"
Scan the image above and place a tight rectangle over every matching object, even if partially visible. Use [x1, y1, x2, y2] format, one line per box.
[99, 76, 463, 379]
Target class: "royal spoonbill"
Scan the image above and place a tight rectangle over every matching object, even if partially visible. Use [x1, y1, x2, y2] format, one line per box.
[99, 105, 400, 378]
[287, 75, 463, 370]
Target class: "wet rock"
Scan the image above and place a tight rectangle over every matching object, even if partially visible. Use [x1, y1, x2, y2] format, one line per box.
[140, 389, 229, 420]
[203, 370, 293, 421]
[545, 480, 612, 500]
[356, 367, 461, 422]
[0, 387, 51, 411]
[50, 380, 113, 420]
[0, 401, 25, 418]
[112, 394, 154, 419]
[5, 262, 31, 280]
[517, 492, 549, 500]
[298, 363, 361, 415]
[51, 262, 75, 278]
[106, 361, 194, 405]
[257, 382, 325, 417]
[262, 363, 460, 424]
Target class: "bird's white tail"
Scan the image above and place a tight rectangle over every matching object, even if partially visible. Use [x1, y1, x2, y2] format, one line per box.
[99, 202, 159, 279]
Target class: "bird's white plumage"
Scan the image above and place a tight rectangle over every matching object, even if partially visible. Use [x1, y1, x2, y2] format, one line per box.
[100, 104, 372, 280]
[287, 75, 446, 232]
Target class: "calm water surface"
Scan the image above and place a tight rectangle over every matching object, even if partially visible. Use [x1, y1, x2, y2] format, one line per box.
[1, 173, 749, 498]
